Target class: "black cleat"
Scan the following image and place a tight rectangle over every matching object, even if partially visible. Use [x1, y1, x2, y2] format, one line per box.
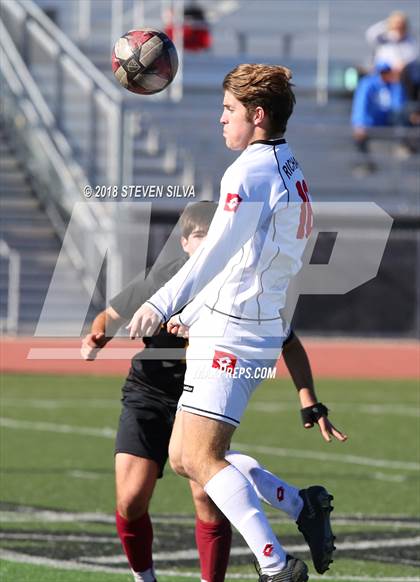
[257, 555, 309, 582]
[296, 485, 336, 574]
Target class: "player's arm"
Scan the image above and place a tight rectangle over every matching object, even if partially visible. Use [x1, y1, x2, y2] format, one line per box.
[127, 190, 272, 337]
[365, 19, 387, 46]
[282, 332, 347, 443]
[81, 307, 126, 361]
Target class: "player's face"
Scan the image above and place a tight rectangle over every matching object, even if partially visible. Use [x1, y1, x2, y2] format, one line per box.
[181, 227, 208, 256]
[220, 91, 255, 150]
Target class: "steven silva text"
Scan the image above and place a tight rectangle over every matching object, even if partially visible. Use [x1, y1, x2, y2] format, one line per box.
[87, 185, 196, 199]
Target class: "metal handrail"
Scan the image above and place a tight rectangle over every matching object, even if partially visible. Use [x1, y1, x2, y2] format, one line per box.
[0, 240, 21, 335]
[0, 0, 125, 186]
[0, 22, 113, 307]
[20, 0, 122, 103]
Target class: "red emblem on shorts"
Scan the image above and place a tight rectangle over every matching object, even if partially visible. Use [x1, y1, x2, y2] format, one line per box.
[224, 193, 242, 212]
[212, 350, 237, 374]
[263, 543, 274, 557]
[277, 486, 284, 502]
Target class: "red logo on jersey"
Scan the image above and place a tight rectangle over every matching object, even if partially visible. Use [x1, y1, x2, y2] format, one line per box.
[263, 543, 274, 557]
[212, 351, 237, 374]
[277, 486, 284, 502]
[224, 193, 242, 212]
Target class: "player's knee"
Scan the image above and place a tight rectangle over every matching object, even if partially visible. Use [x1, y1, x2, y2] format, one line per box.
[169, 456, 185, 476]
[116, 493, 149, 521]
[190, 480, 209, 506]
[168, 446, 185, 476]
[181, 450, 202, 482]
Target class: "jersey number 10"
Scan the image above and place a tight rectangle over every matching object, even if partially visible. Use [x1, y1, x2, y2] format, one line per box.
[296, 180, 313, 239]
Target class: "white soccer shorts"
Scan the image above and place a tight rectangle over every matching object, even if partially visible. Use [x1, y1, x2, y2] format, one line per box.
[178, 308, 286, 426]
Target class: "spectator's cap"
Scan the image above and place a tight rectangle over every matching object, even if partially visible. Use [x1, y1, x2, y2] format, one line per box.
[375, 61, 392, 73]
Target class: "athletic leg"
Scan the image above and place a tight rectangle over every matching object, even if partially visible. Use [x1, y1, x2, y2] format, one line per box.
[115, 453, 159, 582]
[115, 400, 174, 582]
[174, 411, 288, 576]
[190, 480, 232, 582]
[225, 450, 303, 520]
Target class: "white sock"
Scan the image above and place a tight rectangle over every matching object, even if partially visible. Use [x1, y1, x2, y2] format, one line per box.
[131, 567, 155, 582]
[204, 464, 286, 574]
[226, 450, 303, 520]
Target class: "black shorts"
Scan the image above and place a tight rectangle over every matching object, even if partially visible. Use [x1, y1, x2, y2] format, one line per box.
[115, 397, 177, 478]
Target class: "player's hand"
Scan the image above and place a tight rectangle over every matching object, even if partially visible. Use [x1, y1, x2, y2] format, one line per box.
[167, 315, 189, 338]
[80, 332, 107, 361]
[312, 415, 348, 443]
[126, 304, 162, 338]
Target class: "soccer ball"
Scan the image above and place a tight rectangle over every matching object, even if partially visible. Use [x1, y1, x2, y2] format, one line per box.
[111, 29, 178, 95]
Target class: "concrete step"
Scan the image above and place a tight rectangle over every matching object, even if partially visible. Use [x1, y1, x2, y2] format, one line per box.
[1, 235, 60, 252]
[0, 158, 22, 171]
[0, 292, 88, 308]
[1, 224, 57, 237]
[0, 278, 82, 293]
[0, 212, 49, 224]
[0, 182, 33, 194]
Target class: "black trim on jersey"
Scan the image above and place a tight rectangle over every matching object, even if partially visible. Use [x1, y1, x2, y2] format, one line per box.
[181, 404, 240, 425]
[205, 304, 282, 321]
[256, 212, 280, 323]
[273, 146, 290, 205]
[145, 301, 166, 323]
[250, 138, 286, 146]
[178, 313, 185, 326]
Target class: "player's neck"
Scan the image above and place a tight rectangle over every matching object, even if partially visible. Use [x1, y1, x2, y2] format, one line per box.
[248, 127, 284, 145]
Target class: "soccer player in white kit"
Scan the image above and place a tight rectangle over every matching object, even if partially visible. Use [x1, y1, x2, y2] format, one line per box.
[128, 64, 336, 581]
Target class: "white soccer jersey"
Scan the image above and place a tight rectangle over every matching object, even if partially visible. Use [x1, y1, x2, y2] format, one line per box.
[147, 138, 312, 329]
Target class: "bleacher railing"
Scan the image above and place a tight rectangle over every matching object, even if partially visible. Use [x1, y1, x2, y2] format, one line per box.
[0, 19, 115, 310]
[0, 0, 126, 187]
[0, 240, 21, 334]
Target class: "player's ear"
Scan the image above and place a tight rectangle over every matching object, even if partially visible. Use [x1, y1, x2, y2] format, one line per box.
[254, 106, 265, 126]
[180, 236, 189, 252]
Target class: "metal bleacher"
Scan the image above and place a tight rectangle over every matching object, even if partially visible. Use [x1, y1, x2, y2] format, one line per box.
[49, 0, 419, 216]
[1, 0, 419, 336]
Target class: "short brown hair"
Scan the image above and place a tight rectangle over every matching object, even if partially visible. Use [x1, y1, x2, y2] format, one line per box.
[180, 201, 217, 238]
[223, 64, 295, 135]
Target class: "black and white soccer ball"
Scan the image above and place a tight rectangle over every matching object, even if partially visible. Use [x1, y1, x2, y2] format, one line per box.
[111, 28, 178, 95]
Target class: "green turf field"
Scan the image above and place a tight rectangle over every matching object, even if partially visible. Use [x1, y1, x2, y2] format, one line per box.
[1, 373, 419, 582]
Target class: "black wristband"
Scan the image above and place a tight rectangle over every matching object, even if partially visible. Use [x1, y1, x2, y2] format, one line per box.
[301, 402, 328, 426]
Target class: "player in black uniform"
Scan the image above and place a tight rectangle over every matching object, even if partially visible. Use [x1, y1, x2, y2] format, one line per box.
[81, 202, 346, 582]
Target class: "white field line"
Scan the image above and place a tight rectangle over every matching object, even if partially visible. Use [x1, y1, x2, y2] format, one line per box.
[80, 536, 420, 562]
[0, 508, 419, 530]
[1, 549, 420, 582]
[0, 417, 116, 438]
[67, 470, 103, 480]
[0, 532, 119, 544]
[2, 398, 419, 417]
[232, 442, 420, 472]
[1, 416, 418, 472]
[0, 509, 116, 524]
[371, 472, 406, 483]
[1, 398, 118, 410]
[0, 506, 418, 529]
[2, 533, 419, 562]
[250, 402, 420, 418]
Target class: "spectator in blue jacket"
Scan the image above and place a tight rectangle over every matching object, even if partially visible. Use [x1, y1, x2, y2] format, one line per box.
[351, 61, 406, 174]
